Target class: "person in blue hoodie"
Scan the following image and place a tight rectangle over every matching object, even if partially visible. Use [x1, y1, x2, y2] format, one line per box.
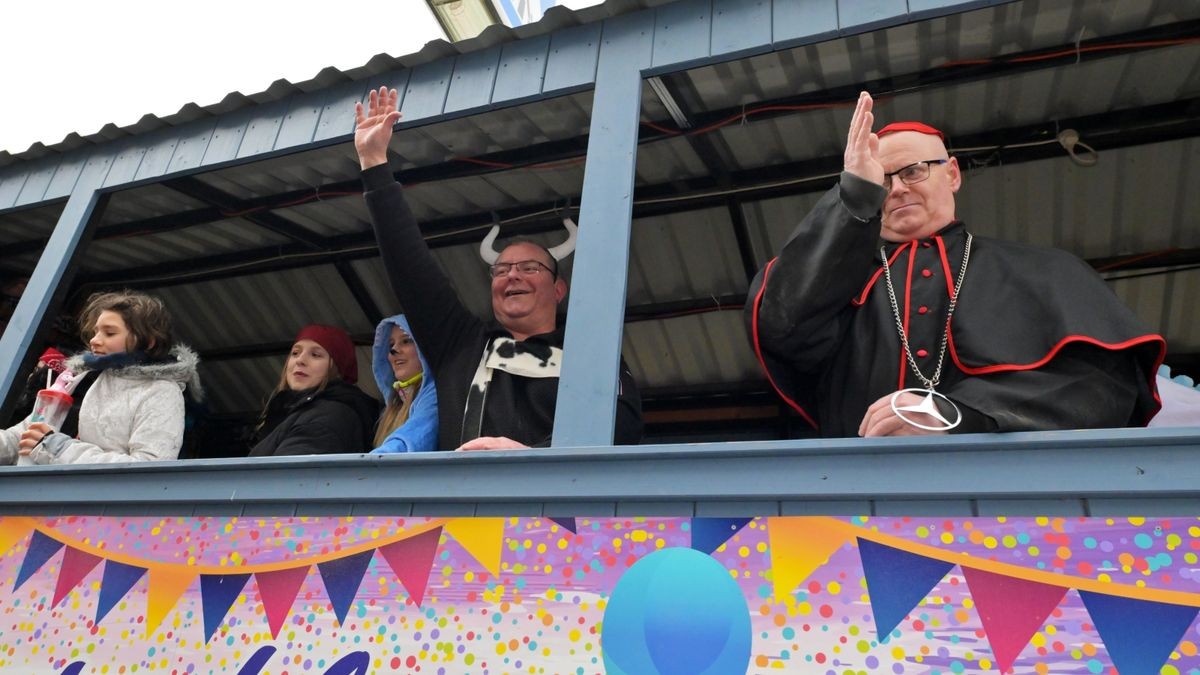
[370, 315, 438, 453]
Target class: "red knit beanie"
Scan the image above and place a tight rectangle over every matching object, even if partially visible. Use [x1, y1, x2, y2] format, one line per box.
[877, 121, 946, 142]
[294, 324, 358, 384]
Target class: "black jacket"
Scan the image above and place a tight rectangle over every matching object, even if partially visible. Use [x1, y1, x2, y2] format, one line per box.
[248, 381, 381, 457]
[362, 165, 643, 449]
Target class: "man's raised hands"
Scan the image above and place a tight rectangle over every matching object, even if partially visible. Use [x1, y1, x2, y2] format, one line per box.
[354, 86, 402, 171]
[843, 92, 884, 186]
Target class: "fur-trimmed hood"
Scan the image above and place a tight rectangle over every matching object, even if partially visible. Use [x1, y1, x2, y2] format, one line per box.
[66, 344, 204, 401]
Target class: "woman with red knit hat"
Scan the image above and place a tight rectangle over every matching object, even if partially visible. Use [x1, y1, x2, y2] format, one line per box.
[248, 324, 380, 456]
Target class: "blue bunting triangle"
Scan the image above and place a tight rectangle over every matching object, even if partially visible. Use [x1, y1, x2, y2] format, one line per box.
[200, 573, 252, 642]
[1079, 591, 1199, 675]
[95, 560, 147, 623]
[318, 550, 375, 626]
[14, 530, 64, 590]
[857, 538, 954, 640]
[549, 518, 577, 534]
[690, 518, 752, 555]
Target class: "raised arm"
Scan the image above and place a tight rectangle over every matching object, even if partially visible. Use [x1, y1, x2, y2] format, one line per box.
[748, 93, 887, 372]
[355, 87, 484, 373]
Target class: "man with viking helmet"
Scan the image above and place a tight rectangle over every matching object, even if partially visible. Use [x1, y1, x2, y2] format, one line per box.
[355, 87, 643, 450]
[746, 92, 1165, 437]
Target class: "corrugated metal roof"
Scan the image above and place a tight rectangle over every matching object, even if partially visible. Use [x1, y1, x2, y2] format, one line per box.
[0, 1, 663, 166]
[623, 311, 760, 390]
[0, 202, 60, 246]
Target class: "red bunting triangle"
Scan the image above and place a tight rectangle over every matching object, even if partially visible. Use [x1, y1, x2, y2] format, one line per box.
[962, 567, 1068, 673]
[378, 527, 442, 607]
[52, 546, 103, 608]
[255, 566, 311, 639]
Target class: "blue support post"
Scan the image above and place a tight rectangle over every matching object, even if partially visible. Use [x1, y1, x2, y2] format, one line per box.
[0, 154, 113, 404]
[553, 12, 654, 447]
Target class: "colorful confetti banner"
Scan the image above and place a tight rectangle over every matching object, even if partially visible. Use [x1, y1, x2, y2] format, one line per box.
[0, 515, 1198, 673]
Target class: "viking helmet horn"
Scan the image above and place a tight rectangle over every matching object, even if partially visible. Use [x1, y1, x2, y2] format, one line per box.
[479, 224, 502, 265]
[547, 217, 578, 261]
[477, 216, 579, 265]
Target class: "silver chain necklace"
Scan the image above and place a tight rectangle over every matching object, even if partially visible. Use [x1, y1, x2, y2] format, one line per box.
[879, 233, 972, 431]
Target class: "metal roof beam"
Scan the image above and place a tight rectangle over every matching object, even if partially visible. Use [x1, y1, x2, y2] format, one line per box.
[160, 177, 329, 251]
[333, 260, 384, 326]
[75, 201, 573, 288]
[0, 135, 593, 259]
[637, 19, 1200, 141]
[72, 94, 1200, 289]
[631, 97, 1200, 214]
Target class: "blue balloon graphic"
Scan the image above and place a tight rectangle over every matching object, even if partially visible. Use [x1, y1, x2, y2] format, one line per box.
[602, 547, 751, 675]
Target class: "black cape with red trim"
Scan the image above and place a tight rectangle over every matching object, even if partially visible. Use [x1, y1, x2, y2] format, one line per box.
[746, 177, 1164, 437]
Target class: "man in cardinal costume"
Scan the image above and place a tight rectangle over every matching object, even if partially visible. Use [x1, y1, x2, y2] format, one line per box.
[746, 92, 1164, 437]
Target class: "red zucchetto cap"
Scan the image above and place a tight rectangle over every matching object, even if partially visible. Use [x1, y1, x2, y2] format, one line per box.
[877, 121, 945, 142]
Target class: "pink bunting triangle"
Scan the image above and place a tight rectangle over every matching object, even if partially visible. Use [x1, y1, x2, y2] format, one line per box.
[255, 566, 310, 639]
[378, 527, 442, 607]
[52, 546, 103, 608]
[962, 567, 1068, 673]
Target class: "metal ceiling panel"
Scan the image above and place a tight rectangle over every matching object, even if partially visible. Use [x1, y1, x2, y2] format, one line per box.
[1150, 268, 1200, 355]
[622, 311, 759, 389]
[194, 144, 361, 202]
[197, 355, 283, 417]
[149, 265, 376, 353]
[632, 134, 712, 185]
[627, 206, 747, 305]
[0, 202, 61, 245]
[672, 0, 1200, 116]
[77, 219, 295, 275]
[740, 190, 827, 268]
[272, 199, 372, 239]
[100, 184, 209, 225]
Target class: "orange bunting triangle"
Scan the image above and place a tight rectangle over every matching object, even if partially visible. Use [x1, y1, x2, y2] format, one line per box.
[768, 517, 853, 602]
[145, 566, 197, 637]
[443, 518, 504, 576]
[0, 518, 35, 555]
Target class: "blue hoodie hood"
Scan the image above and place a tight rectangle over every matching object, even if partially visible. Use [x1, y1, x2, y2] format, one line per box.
[370, 314, 438, 453]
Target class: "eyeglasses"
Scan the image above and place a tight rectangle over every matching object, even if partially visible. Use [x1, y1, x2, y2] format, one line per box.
[489, 260, 556, 279]
[883, 159, 949, 190]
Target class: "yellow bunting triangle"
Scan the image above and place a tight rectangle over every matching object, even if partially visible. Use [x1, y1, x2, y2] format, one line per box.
[145, 566, 197, 637]
[768, 517, 854, 603]
[443, 518, 504, 576]
[0, 518, 35, 556]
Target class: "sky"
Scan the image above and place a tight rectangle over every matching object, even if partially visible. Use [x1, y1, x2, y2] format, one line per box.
[0, 1, 447, 155]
